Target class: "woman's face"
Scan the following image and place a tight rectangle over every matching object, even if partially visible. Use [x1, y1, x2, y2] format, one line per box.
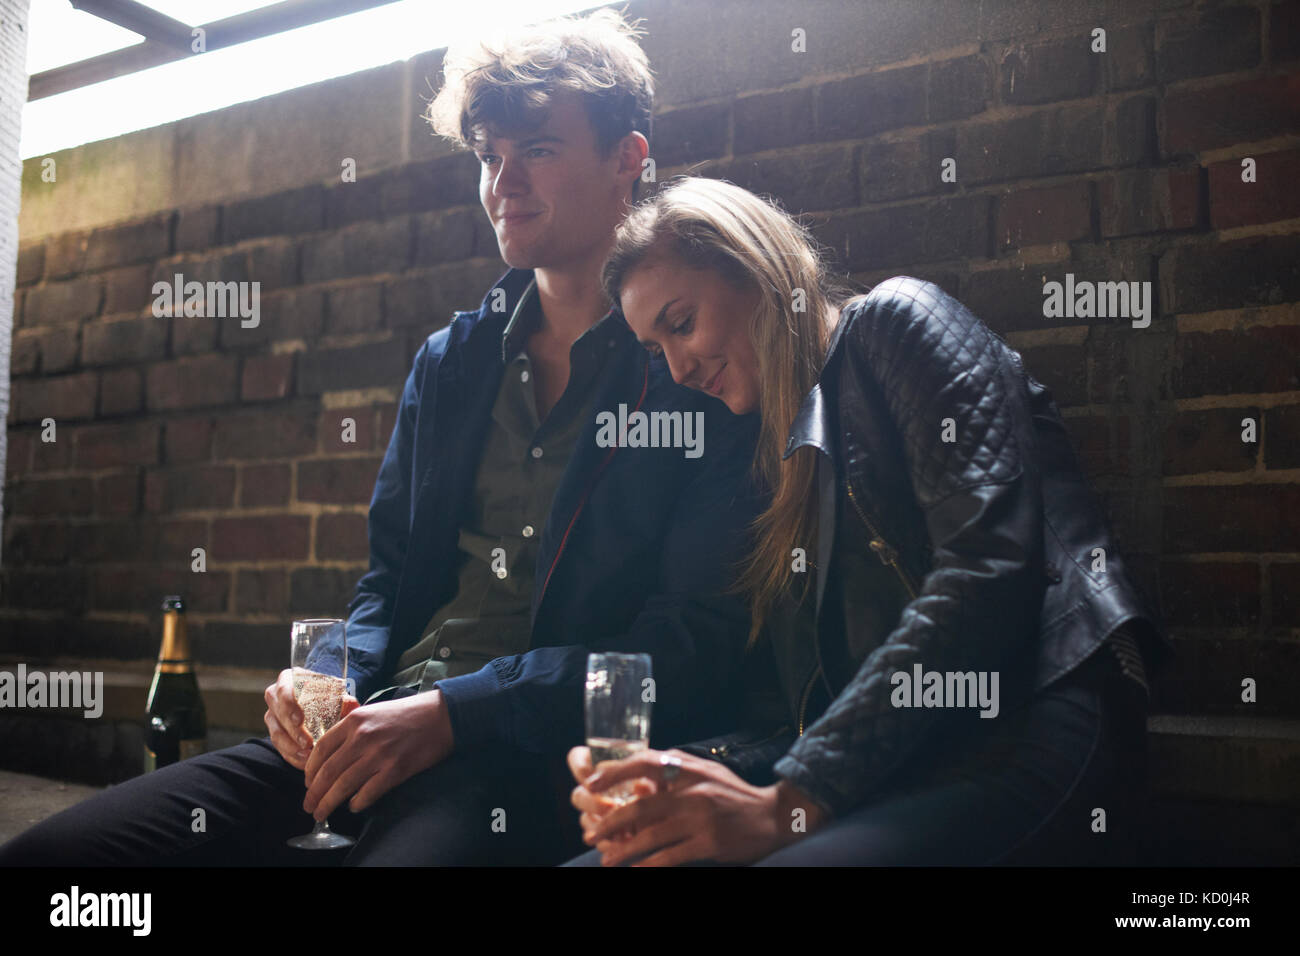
[618, 254, 762, 416]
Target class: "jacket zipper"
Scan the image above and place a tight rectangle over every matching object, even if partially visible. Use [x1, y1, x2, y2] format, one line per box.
[710, 724, 792, 757]
[796, 666, 821, 736]
[846, 480, 919, 601]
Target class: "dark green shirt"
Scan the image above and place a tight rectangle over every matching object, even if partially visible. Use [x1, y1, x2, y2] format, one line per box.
[381, 278, 622, 697]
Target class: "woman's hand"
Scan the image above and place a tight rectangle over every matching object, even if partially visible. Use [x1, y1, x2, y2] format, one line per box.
[567, 746, 829, 866]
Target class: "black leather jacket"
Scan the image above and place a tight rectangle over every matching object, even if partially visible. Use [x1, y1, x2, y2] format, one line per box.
[678, 277, 1170, 818]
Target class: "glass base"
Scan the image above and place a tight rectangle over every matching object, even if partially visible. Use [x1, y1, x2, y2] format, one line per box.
[287, 828, 355, 850]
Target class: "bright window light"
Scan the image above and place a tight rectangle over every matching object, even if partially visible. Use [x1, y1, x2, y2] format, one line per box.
[22, 0, 602, 159]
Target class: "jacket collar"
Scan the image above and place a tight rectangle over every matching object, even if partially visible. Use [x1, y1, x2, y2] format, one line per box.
[783, 303, 856, 461]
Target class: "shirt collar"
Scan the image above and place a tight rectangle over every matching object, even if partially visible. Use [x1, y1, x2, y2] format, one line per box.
[501, 277, 541, 364]
[500, 275, 629, 363]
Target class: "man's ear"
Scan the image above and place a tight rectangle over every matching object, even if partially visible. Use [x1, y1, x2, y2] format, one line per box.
[618, 130, 650, 196]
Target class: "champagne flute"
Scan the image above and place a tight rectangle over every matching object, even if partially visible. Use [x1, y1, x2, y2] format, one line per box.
[584, 652, 653, 806]
[286, 618, 355, 850]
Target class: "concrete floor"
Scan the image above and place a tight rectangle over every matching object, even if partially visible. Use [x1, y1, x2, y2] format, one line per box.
[0, 769, 104, 845]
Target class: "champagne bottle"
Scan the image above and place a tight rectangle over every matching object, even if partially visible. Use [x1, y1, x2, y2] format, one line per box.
[144, 596, 207, 772]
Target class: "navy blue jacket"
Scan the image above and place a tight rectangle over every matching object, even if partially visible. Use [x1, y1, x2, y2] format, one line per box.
[343, 267, 764, 757]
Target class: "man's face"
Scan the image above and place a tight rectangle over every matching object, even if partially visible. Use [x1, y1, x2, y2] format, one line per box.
[473, 92, 637, 270]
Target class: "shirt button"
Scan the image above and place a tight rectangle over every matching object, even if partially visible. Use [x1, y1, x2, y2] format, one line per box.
[495, 567, 508, 579]
[531, 446, 543, 459]
[438, 646, 451, 659]
[520, 369, 530, 383]
[607, 339, 616, 349]
[522, 525, 534, 538]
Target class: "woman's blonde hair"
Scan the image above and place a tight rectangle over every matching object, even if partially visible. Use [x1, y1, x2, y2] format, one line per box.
[602, 177, 853, 646]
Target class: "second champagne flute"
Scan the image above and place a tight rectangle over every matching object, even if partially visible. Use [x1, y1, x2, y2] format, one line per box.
[584, 652, 653, 806]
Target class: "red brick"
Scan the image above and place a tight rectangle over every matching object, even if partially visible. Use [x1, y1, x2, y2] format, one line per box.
[325, 282, 385, 334]
[235, 569, 289, 614]
[164, 418, 215, 463]
[92, 566, 229, 614]
[17, 241, 45, 286]
[652, 102, 730, 168]
[213, 515, 310, 561]
[1064, 414, 1130, 477]
[155, 519, 208, 562]
[84, 214, 171, 271]
[171, 314, 221, 355]
[81, 313, 167, 366]
[955, 103, 1104, 185]
[289, 567, 360, 616]
[1155, 6, 1261, 84]
[238, 463, 290, 507]
[1160, 561, 1260, 627]
[1275, 0, 1300, 61]
[1163, 410, 1259, 476]
[11, 331, 39, 375]
[1160, 234, 1300, 316]
[241, 353, 295, 402]
[996, 181, 1092, 250]
[297, 341, 408, 396]
[1207, 149, 1300, 230]
[379, 154, 479, 217]
[1164, 75, 1300, 155]
[98, 366, 143, 417]
[222, 184, 323, 244]
[223, 287, 324, 348]
[1172, 326, 1300, 398]
[7, 476, 93, 516]
[1099, 167, 1201, 238]
[1102, 23, 1154, 92]
[816, 65, 927, 141]
[29, 428, 72, 472]
[297, 457, 382, 504]
[1263, 405, 1300, 470]
[175, 205, 220, 252]
[146, 355, 239, 411]
[5, 431, 34, 478]
[11, 373, 97, 423]
[3, 569, 89, 613]
[21, 276, 102, 328]
[31, 325, 80, 374]
[316, 513, 368, 560]
[301, 217, 410, 284]
[734, 88, 814, 156]
[999, 34, 1096, 106]
[1271, 562, 1300, 625]
[148, 464, 237, 511]
[44, 231, 89, 280]
[319, 407, 376, 453]
[212, 409, 317, 460]
[94, 470, 141, 516]
[70, 518, 161, 563]
[101, 263, 154, 314]
[1163, 484, 1300, 553]
[75, 421, 160, 469]
[4, 520, 70, 564]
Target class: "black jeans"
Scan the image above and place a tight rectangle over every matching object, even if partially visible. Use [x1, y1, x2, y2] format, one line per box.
[566, 648, 1149, 866]
[0, 738, 585, 867]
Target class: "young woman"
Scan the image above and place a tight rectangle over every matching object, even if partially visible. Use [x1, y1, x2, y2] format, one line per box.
[565, 176, 1168, 866]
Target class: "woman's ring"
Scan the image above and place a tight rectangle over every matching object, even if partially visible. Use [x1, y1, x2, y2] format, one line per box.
[660, 754, 683, 788]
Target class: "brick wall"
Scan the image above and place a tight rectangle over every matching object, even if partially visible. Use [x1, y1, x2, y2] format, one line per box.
[4, 0, 1299, 858]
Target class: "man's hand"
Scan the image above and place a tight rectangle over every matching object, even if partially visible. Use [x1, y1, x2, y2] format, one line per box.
[264, 668, 360, 771]
[302, 690, 455, 820]
[264, 668, 311, 770]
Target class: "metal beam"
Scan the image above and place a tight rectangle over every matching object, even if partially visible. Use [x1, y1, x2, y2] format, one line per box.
[29, 0, 404, 101]
[69, 0, 193, 48]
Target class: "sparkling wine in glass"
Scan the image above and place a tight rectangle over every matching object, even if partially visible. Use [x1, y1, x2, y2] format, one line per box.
[584, 652, 652, 806]
[286, 618, 355, 850]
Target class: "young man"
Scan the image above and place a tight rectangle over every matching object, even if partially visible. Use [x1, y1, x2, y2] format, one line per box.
[0, 10, 761, 867]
